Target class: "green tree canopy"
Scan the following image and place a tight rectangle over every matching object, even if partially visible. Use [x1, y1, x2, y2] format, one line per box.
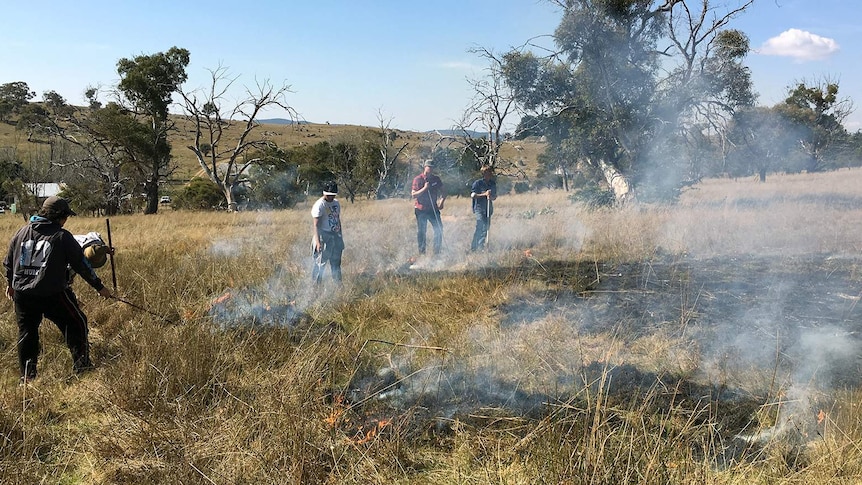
[116, 47, 190, 214]
[502, 0, 755, 202]
[0, 81, 35, 122]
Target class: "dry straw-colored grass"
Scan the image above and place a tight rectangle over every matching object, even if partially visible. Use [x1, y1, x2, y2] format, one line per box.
[1, 169, 862, 483]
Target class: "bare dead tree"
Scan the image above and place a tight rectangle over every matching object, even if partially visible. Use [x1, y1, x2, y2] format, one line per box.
[181, 66, 297, 211]
[374, 109, 409, 198]
[455, 47, 525, 178]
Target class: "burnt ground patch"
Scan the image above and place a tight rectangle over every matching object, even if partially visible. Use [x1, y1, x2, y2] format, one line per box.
[338, 254, 862, 458]
[579, 255, 862, 385]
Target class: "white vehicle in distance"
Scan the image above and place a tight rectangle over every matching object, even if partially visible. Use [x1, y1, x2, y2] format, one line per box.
[160, 196, 171, 204]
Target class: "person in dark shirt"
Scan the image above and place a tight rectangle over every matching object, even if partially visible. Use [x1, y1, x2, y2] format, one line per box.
[4, 196, 112, 385]
[470, 165, 497, 251]
[411, 160, 446, 256]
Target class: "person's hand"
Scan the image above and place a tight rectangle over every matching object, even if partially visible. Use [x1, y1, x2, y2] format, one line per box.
[98, 287, 112, 299]
[5, 286, 13, 301]
[438, 200, 445, 210]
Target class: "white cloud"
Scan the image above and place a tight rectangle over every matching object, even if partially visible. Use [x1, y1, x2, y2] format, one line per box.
[758, 29, 840, 61]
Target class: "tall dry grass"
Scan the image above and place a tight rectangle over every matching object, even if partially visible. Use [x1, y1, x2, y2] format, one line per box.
[0, 170, 861, 483]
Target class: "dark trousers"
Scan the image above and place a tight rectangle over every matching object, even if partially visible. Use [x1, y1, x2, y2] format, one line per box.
[471, 210, 491, 251]
[415, 208, 443, 255]
[312, 232, 344, 284]
[14, 289, 92, 378]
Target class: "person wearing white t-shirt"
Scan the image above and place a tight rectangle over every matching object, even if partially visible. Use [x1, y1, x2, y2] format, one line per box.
[311, 181, 344, 284]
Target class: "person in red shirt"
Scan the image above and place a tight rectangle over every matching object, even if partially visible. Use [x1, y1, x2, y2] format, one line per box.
[411, 160, 446, 255]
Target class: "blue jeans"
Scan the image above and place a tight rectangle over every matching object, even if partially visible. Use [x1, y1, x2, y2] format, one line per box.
[415, 208, 443, 255]
[471, 210, 491, 251]
[312, 233, 344, 284]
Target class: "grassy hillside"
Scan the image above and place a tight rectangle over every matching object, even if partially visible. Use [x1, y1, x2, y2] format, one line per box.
[0, 116, 546, 184]
[1, 169, 862, 482]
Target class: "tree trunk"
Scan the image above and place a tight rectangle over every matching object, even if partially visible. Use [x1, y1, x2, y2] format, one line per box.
[143, 168, 159, 214]
[225, 186, 237, 212]
[561, 165, 569, 191]
[598, 159, 632, 202]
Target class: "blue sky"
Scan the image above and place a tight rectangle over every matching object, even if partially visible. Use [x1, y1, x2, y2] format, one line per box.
[1, 1, 860, 132]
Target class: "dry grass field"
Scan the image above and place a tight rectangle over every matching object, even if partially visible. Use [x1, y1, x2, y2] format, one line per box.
[1, 168, 862, 483]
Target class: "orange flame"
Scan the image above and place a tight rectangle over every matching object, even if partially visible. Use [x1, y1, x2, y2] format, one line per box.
[353, 419, 390, 444]
[324, 394, 346, 428]
[817, 409, 827, 424]
[211, 292, 232, 306]
[524, 249, 533, 258]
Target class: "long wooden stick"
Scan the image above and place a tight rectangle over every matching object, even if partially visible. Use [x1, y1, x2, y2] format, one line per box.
[367, 339, 450, 352]
[486, 193, 491, 250]
[105, 218, 117, 290]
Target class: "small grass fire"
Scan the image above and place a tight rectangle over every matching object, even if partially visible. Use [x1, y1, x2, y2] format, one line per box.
[209, 287, 307, 327]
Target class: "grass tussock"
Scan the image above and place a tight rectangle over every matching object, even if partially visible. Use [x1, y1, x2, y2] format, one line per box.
[2, 170, 862, 482]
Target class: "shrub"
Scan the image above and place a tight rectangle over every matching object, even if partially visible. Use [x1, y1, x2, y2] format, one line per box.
[513, 181, 531, 194]
[569, 182, 615, 209]
[173, 178, 225, 211]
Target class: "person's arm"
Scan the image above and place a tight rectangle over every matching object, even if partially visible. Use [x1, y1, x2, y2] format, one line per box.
[4, 234, 15, 297]
[437, 180, 446, 209]
[411, 176, 427, 197]
[3, 232, 17, 300]
[312, 216, 322, 252]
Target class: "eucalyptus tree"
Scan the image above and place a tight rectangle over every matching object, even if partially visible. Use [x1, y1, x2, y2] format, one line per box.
[725, 106, 799, 182]
[116, 46, 190, 214]
[245, 146, 303, 209]
[181, 66, 296, 211]
[774, 80, 852, 172]
[327, 130, 380, 203]
[0, 81, 35, 122]
[25, 91, 145, 215]
[502, 0, 755, 203]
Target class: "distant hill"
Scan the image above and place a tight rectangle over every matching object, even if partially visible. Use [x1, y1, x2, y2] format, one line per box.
[257, 118, 309, 125]
[427, 129, 490, 138]
[258, 120, 490, 138]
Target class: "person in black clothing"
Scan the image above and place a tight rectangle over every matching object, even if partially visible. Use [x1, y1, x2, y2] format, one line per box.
[4, 196, 112, 385]
[470, 165, 497, 252]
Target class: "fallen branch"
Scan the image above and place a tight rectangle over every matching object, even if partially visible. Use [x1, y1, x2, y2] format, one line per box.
[367, 339, 450, 352]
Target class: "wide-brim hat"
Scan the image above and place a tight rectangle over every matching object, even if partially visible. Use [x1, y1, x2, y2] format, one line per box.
[84, 245, 108, 268]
